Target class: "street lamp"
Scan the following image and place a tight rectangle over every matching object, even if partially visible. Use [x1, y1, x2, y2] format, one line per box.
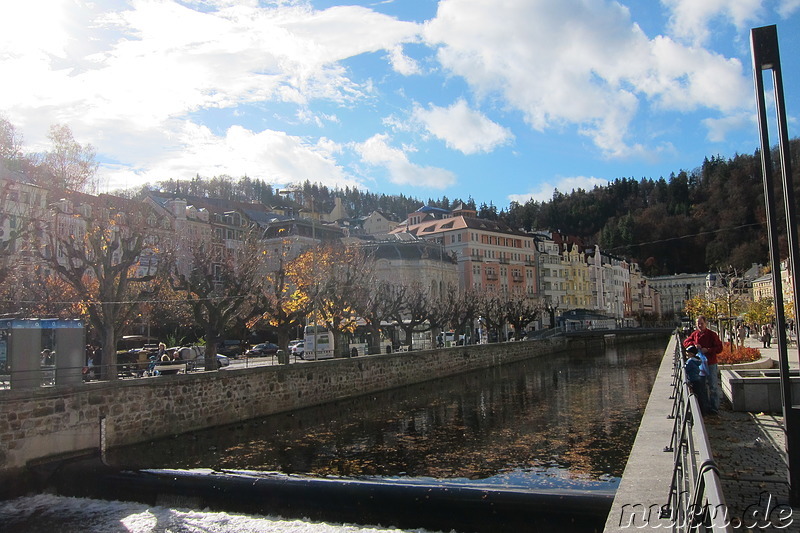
[752, 24, 800, 503]
[278, 188, 318, 360]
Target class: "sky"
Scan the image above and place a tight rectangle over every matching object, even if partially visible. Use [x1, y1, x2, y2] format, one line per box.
[1, 0, 799, 210]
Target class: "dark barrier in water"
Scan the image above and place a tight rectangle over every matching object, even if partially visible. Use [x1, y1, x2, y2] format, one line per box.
[44, 456, 613, 533]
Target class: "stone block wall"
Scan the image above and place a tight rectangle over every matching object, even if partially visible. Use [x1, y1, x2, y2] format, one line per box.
[1, 339, 569, 473]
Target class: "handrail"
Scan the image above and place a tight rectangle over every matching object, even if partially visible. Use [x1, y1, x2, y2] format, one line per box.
[0, 358, 201, 390]
[660, 332, 733, 532]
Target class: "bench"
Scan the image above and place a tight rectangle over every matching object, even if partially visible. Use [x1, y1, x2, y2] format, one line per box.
[155, 361, 188, 375]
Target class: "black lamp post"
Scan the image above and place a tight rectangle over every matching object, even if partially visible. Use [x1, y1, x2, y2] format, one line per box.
[751, 24, 800, 505]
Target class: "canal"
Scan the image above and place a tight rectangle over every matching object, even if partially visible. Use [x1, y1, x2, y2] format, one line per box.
[107, 336, 667, 494]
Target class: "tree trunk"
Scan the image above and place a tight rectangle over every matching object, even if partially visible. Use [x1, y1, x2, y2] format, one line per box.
[402, 326, 414, 349]
[367, 324, 382, 354]
[204, 327, 219, 371]
[100, 323, 117, 381]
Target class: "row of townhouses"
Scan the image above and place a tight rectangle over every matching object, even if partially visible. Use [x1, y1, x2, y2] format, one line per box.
[1, 176, 722, 327]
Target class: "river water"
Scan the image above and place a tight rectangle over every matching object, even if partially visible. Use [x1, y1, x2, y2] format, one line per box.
[0, 336, 667, 532]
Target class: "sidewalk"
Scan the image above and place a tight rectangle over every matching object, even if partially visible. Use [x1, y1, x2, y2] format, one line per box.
[707, 333, 800, 530]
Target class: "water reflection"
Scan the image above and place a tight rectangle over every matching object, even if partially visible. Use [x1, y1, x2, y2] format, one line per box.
[108, 337, 666, 491]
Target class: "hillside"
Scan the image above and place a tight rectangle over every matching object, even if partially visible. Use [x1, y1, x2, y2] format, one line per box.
[132, 140, 800, 277]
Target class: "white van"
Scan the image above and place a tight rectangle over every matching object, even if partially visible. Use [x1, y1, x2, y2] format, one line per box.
[304, 326, 334, 360]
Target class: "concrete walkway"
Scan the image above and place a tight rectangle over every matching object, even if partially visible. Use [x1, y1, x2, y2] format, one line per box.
[603, 335, 679, 531]
[604, 332, 800, 532]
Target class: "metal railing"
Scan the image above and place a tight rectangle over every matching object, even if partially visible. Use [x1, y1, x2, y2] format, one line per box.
[661, 333, 732, 532]
[0, 359, 204, 390]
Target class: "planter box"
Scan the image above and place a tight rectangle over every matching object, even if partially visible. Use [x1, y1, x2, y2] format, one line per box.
[723, 367, 800, 413]
[719, 356, 774, 371]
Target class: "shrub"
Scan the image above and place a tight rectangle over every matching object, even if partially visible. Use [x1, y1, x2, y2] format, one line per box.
[717, 344, 762, 364]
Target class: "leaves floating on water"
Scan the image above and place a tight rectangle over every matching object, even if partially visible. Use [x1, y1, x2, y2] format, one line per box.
[107, 340, 665, 490]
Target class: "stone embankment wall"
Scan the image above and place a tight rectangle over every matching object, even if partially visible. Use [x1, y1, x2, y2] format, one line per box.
[0, 332, 666, 478]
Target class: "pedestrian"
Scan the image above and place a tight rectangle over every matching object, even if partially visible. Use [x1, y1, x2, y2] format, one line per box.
[684, 345, 710, 414]
[737, 323, 746, 347]
[683, 316, 723, 415]
[93, 345, 103, 378]
[147, 342, 165, 376]
[761, 324, 771, 348]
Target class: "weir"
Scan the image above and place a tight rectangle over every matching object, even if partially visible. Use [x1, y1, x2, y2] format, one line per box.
[41, 459, 613, 533]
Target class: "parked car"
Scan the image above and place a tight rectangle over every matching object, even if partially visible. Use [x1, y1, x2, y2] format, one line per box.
[245, 342, 279, 357]
[218, 340, 244, 358]
[167, 346, 230, 370]
[291, 341, 305, 358]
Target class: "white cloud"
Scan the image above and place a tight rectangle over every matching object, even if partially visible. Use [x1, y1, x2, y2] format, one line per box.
[356, 134, 456, 188]
[508, 176, 610, 204]
[0, 0, 423, 190]
[100, 123, 361, 192]
[412, 99, 513, 154]
[702, 112, 754, 142]
[638, 37, 749, 114]
[661, 0, 763, 45]
[387, 45, 422, 75]
[423, 0, 752, 158]
[778, 0, 800, 17]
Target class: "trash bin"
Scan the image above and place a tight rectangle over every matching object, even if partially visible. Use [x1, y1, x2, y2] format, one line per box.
[276, 350, 289, 364]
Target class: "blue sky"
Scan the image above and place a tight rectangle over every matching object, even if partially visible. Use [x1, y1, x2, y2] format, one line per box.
[1, 0, 799, 210]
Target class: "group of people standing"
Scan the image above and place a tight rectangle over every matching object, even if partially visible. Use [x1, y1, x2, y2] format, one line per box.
[682, 316, 723, 416]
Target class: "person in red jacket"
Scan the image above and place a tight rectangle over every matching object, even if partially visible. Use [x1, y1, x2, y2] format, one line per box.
[683, 316, 723, 414]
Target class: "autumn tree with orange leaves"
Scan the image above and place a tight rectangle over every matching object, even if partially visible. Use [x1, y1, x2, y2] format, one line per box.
[250, 237, 312, 352]
[0, 265, 83, 319]
[314, 245, 374, 356]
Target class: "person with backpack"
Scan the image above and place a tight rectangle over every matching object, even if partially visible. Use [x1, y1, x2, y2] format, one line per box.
[684, 345, 710, 414]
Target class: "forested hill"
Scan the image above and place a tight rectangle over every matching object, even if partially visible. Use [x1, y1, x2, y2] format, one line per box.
[138, 139, 800, 277]
[503, 140, 800, 276]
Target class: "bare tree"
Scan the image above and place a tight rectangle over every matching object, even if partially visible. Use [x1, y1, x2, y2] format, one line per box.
[0, 115, 24, 172]
[172, 230, 263, 370]
[352, 279, 402, 354]
[40, 194, 161, 380]
[383, 282, 432, 350]
[442, 287, 479, 344]
[43, 124, 99, 193]
[504, 292, 540, 340]
[477, 291, 507, 343]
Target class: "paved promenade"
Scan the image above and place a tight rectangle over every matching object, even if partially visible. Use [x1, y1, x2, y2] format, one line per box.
[708, 335, 800, 531]
[605, 333, 800, 532]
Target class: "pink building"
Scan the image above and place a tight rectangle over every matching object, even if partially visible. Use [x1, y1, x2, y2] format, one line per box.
[390, 204, 537, 297]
